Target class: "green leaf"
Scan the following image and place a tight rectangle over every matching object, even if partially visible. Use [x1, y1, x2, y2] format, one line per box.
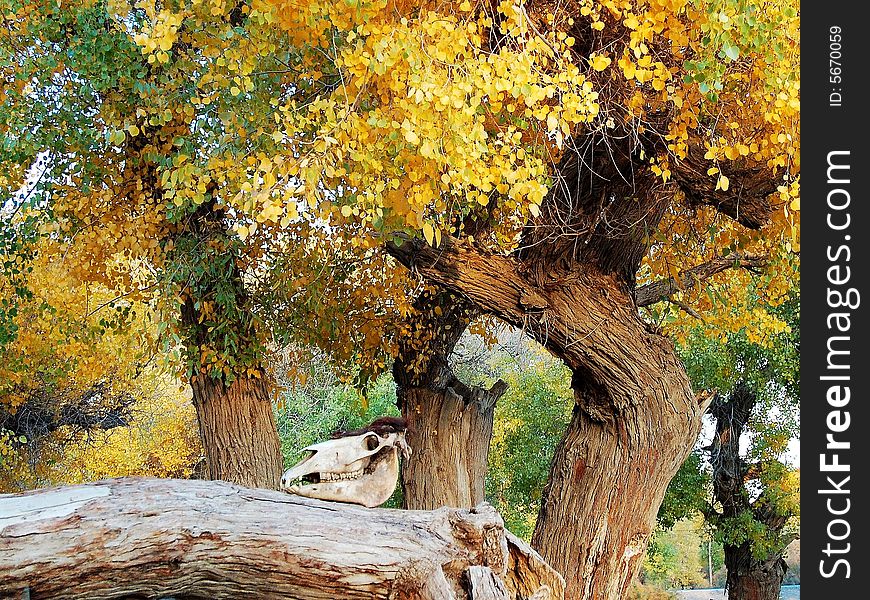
[723, 43, 739, 61]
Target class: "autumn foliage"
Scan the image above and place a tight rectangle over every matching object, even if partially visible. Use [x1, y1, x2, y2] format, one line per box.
[1, 0, 798, 375]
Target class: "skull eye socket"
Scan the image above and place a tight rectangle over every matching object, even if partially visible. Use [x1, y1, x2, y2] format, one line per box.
[365, 434, 380, 451]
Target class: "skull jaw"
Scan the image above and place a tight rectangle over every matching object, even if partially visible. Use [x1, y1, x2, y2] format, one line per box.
[280, 456, 369, 487]
[284, 450, 399, 508]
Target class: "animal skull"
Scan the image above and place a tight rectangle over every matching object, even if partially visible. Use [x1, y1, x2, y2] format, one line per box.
[281, 429, 411, 507]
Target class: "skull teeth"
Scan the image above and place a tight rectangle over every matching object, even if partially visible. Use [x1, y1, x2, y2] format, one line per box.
[319, 469, 364, 482]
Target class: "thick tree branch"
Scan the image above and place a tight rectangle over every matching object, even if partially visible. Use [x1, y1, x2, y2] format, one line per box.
[0, 478, 564, 600]
[635, 253, 767, 307]
[671, 146, 780, 230]
[386, 235, 534, 330]
[386, 234, 693, 417]
[446, 378, 509, 412]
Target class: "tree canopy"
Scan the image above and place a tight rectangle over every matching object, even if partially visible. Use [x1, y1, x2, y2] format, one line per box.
[1, 0, 799, 378]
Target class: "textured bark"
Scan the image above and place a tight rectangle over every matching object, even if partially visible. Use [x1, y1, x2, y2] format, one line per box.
[177, 198, 284, 490]
[723, 545, 787, 600]
[0, 478, 564, 600]
[531, 395, 701, 600]
[401, 382, 506, 510]
[517, 135, 671, 288]
[190, 371, 283, 489]
[708, 384, 789, 600]
[394, 289, 508, 509]
[387, 237, 708, 600]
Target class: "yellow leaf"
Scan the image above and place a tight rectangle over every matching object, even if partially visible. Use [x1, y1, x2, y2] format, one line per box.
[423, 222, 434, 246]
[716, 175, 730, 191]
[789, 197, 800, 211]
[529, 203, 541, 217]
[590, 54, 611, 71]
[341, 205, 353, 217]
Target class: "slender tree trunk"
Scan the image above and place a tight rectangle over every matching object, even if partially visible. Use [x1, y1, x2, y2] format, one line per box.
[190, 371, 283, 489]
[394, 289, 507, 509]
[723, 543, 787, 600]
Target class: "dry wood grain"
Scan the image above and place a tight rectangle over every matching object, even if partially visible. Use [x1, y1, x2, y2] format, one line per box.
[0, 477, 563, 600]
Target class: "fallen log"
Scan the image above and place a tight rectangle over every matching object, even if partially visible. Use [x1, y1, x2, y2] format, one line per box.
[0, 477, 563, 600]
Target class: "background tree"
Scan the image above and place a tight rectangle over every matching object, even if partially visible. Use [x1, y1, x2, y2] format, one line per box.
[0, 241, 200, 491]
[0, 0, 410, 488]
[1, 0, 282, 486]
[679, 292, 800, 600]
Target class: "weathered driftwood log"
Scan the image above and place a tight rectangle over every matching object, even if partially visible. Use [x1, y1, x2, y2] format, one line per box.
[0, 477, 563, 600]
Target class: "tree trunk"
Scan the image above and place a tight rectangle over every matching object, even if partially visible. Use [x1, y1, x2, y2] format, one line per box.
[723, 543, 787, 600]
[190, 371, 284, 489]
[386, 239, 707, 600]
[394, 289, 507, 509]
[401, 381, 507, 509]
[0, 478, 564, 600]
[708, 384, 791, 600]
[531, 395, 698, 600]
[383, 127, 774, 598]
[176, 198, 284, 490]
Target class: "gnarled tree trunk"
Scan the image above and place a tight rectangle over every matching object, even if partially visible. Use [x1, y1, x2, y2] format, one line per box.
[0, 478, 564, 600]
[531, 385, 701, 600]
[394, 289, 507, 509]
[384, 115, 776, 597]
[387, 238, 708, 600]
